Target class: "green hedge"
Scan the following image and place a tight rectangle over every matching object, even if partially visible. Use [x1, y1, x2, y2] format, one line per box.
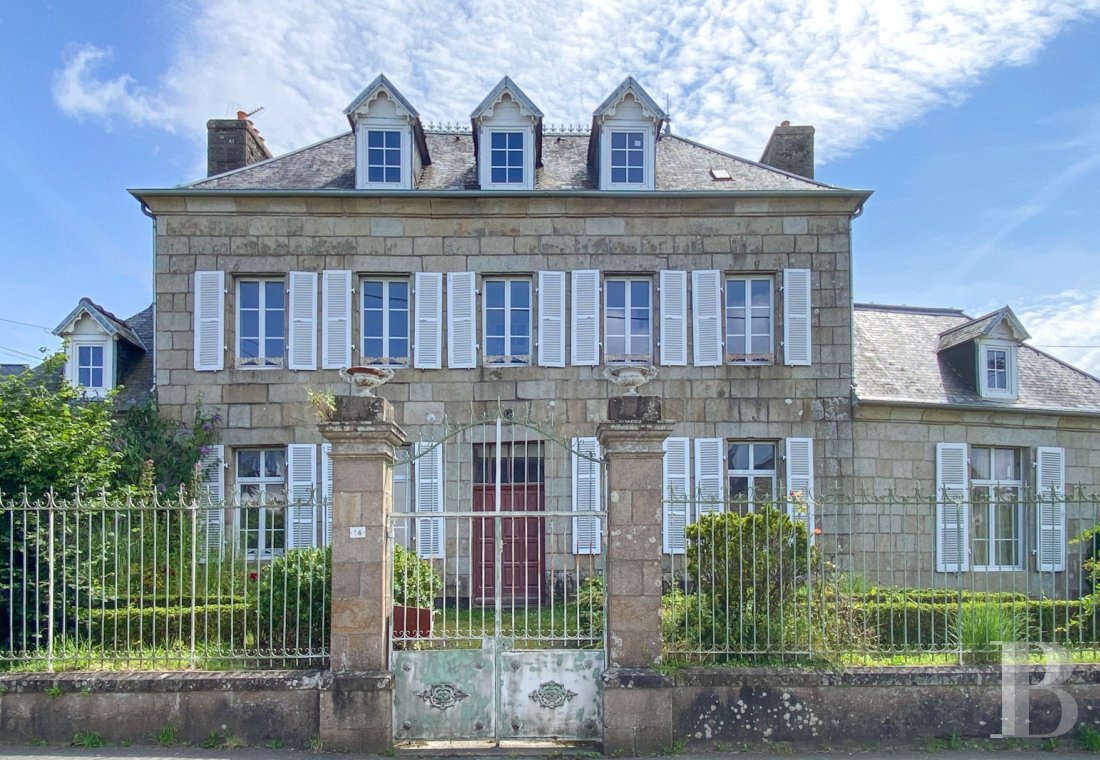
[78, 603, 253, 649]
[854, 598, 1100, 649]
[857, 589, 1028, 604]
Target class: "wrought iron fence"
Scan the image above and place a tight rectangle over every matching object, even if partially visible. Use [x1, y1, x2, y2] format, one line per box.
[0, 492, 329, 672]
[662, 488, 1100, 666]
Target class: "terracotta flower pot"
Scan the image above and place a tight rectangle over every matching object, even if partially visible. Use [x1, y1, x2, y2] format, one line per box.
[392, 605, 433, 638]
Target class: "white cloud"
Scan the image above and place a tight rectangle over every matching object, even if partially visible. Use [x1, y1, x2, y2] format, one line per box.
[1018, 290, 1100, 377]
[51, 0, 1100, 166]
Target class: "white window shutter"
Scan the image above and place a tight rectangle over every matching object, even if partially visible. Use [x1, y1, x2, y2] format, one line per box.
[936, 442, 970, 572]
[537, 271, 566, 367]
[288, 271, 318, 370]
[572, 437, 602, 554]
[414, 441, 444, 559]
[1037, 446, 1067, 572]
[694, 438, 725, 516]
[783, 268, 812, 366]
[660, 271, 688, 366]
[785, 437, 815, 538]
[692, 270, 722, 367]
[197, 444, 225, 559]
[663, 437, 691, 554]
[392, 455, 411, 548]
[286, 444, 318, 549]
[321, 443, 333, 547]
[447, 271, 477, 369]
[321, 270, 352, 369]
[414, 272, 443, 369]
[193, 271, 224, 371]
[570, 270, 600, 366]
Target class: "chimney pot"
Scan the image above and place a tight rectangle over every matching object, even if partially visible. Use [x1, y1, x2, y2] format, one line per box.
[206, 114, 274, 177]
[236, 110, 249, 121]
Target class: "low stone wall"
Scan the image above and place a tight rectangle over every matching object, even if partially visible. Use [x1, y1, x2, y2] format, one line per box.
[603, 666, 1100, 755]
[0, 670, 391, 752]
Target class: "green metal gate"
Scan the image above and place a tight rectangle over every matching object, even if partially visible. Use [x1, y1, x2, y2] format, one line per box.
[390, 414, 606, 745]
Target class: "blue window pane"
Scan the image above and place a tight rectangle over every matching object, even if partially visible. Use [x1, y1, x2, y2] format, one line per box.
[368, 147, 385, 164]
[239, 281, 259, 309]
[755, 445, 776, 469]
[606, 281, 625, 307]
[491, 132, 507, 149]
[390, 338, 408, 359]
[512, 336, 530, 356]
[486, 337, 505, 356]
[265, 337, 283, 358]
[385, 131, 400, 148]
[507, 132, 523, 149]
[389, 281, 408, 305]
[78, 367, 92, 386]
[611, 132, 627, 149]
[265, 282, 284, 308]
[491, 167, 507, 183]
[630, 280, 649, 305]
[511, 281, 529, 307]
[507, 167, 523, 183]
[363, 281, 383, 307]
[628, 168, 643, 183]
[368, 131, 384, 148]
[486, 309, 505, 336]
[364, 311, 384, 339]
[368, 166, 385, 183]
[265, 309, 284, 338]
[363, 337, 383, 357]
[241, 310, 259, 337]
[628, 150, 643, 167]
[486, 281, 505, 307]
[728, 283, 746, 308]
[240, 338, 259, 358]
[513, 310, 529, 335]
[385, 167, 400, 183]
[751, 280, 770, 305]
[611, 149, 626, 165]
[390, 310, 408, 338]
[611, 167, 626, 183]
[90, 367, 104, 387]
[628, 133, 643, 148]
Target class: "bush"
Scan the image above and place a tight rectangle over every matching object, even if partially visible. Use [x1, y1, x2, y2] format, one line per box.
[257, 547, 330, 653]
[574, 573, 604, 636]
[956, 600, 1026, 663]
[81, 603, 252, 649]
[393, 544, 440, 608]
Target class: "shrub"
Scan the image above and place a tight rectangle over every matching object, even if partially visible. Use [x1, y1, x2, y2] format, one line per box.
[393, 544, 440, 608]
[257, 547, 330, 653]
[955, 600, 1026, 663]
[574, 573, 604, 636]
[82, 603, 252, 648]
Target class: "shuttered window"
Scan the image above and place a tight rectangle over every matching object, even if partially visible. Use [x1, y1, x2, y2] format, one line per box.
[321, 443, 333, 547]
[693, 438, 725, 516]
[572, 437, 602, 554]
[662, 437, 691, 554]
[936, 442, 970, 572]
[237, 448, 288, 559]
[286, 444, 318, 549]
[447, 271, 477, 369]
[969, 446, 1023, 570]
[659, 271, 687, 366]
[570, 270, 600, 366]
[484, 278, 531, 365]
[537, 271, 566, 367]
[782, 268, 811, 366]
[414, 441, 444, 559]
[1036, 446, 1067, 572]
[726, 276, 774, 363]
[197, 445, 225, 560]
[785, 438, 815, 538]
[413, 273, 443, 369]
[321, 270, 352, 369]
[237, 278, 288, 368]
[361, 277, 410, 366]
[194, 271, 225, 371]
[604, 277, 651, 363]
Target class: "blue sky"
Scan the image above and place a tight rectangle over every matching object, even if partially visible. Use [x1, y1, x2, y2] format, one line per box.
[1, 1, 1099, 375]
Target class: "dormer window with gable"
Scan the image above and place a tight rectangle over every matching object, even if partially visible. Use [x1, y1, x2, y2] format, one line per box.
[936, 306, 1029, 402]
[590, 76, 667, 191]
[344, 74, 430, 190]
[52, 297, 150, 399]
[472, 77, 542, 190]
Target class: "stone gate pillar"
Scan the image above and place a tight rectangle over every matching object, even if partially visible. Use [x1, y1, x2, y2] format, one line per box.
[318, 395, 406, 752]
[597, 395, 676, 754]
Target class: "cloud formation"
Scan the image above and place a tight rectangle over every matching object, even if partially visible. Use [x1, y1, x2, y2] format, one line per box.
[1019, 290, 1100, 378]
[52, 0, 1100, 163]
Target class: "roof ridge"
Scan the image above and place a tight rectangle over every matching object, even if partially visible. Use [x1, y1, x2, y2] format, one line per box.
[666, 133, 843, 191]
[854, 302, 969, 316]
[180, 131, 352, 188]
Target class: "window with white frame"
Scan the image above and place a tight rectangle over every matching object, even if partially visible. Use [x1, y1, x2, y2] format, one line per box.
[609, 131, 645, 185]
[365, 129, 402, 184]
[237, 279, 285, 367]
[978, 340, 1017, 399]
[236, 449, 287, 558]
[74, 343, 107, 393]
[969, 446, 1023, 570]
[484, 278, 531, 364]
[361, 278, 409, 366]
[489, 131, 525, 185]
[605, 277, 651, 363]
[727, 441, 777, 511]
[726, 276, 774, 364]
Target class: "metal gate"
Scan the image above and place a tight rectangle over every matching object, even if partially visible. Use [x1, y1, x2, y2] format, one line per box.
[390, 414, 606, 745]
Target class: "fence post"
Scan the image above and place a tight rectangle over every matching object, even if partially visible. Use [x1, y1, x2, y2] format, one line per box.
[597, 395, 675, 755]
[318, 394, 406, 752]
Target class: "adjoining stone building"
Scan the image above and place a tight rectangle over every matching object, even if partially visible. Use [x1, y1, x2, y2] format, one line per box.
[108, 73, 1100, 590]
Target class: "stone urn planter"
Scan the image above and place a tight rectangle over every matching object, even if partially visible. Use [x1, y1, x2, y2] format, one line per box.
[338, 365, 395, 397]
[603, 364, 658, 396]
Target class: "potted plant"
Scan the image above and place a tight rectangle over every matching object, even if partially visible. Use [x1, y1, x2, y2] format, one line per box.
[392, 544, 441, 638]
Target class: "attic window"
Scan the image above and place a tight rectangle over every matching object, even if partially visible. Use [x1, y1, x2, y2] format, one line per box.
[710, 169, 732, 181]
[977, 339, 1018, 400]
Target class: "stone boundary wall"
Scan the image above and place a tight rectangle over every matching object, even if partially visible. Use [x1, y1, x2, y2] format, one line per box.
[5, 666, 1100, 753]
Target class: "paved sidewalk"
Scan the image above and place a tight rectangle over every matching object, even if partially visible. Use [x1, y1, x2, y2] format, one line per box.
[3, 748, 1100, 760]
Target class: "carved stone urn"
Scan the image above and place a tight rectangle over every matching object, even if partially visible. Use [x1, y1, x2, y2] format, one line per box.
[338, 365, 395, 397]
[603, 364, 658, 396]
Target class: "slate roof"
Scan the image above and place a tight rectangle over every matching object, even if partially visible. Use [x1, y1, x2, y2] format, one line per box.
[53, 297, 147, 350]
[0, 364, 28, 377]
[186, 130, 838, 192]
[116, 303, 154, 405]
[937, 306, 1030, 352]
[854, 304, 1100, 415]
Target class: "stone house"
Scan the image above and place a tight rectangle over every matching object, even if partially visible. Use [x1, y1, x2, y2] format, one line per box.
[111, 73, 1100, 592]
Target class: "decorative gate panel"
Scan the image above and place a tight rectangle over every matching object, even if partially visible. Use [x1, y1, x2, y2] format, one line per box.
[390, 414, 606, 745]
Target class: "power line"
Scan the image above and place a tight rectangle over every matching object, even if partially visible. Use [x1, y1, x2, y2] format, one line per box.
[0, 345, 41, 362]
[0, 316, 53, 332]
[1033, 345, 1100, 348]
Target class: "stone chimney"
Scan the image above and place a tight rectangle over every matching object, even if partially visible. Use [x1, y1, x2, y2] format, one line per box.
[206, 111, 273, 177]
[759, 121, 815, 180]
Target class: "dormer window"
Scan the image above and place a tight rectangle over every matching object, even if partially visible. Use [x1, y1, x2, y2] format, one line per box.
[77, 344, 105, 389]
[344, 74, 429, 191]
[979, 340, 1017, 399]
[52, 297, 149, 400]
[590, 77, 667, 191]
[472, 77, 542, 191]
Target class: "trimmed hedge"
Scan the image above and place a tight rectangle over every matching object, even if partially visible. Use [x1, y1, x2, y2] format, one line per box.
[78, 603, 253, 649]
